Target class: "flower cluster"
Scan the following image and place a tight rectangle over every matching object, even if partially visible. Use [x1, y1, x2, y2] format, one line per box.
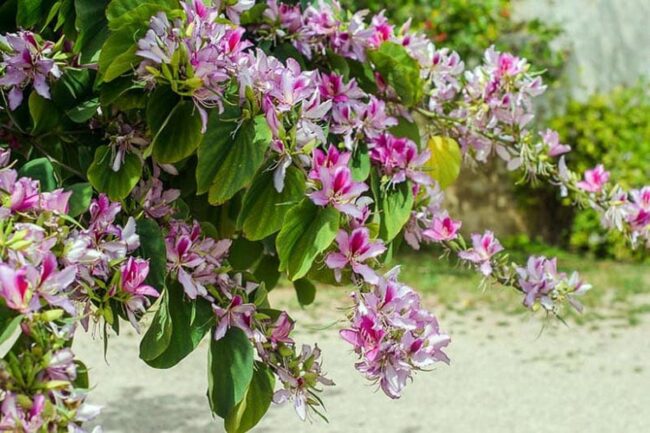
[308, 147, 368, 218]
[516, 256, 591, 313]
[370, 133, 431, 186]
[341, 268, 450, 399]
[404, 183, 461, 250]
[0, 31, 62, 110]
[209, 278, 334, 421]
[458, 231, 504, 277]
[136, 1, 253, 128]
[1, 339, 102, 433]
[165, 220, 232, 300]
[159, 214, 333, 420]
[264, 0, 432, 69]
[0, 153, 153, 432]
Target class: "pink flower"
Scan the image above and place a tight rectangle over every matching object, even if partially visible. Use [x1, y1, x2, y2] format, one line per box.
[45, 348, 77, 382]
[309, 145, 351, 180]
[317, 72, 366, 107]
[0, 171, 40, 213]
[627, 187, 650, 232]
[0, 148, 11, 167]
[165, 220, 231, 300]
[309, 165, 368, 218]
[272, 344, 333, 420]
[268, 311, 294, 346]
[516, 256, 559, 309]
[540, 129, 571, 157]
[516, 256, 592, 312]
[0, 393, 45, 432]
[359, 96, 398, 140]
[458, 231, 504, 276]
[577, 164, 610, 193]
[340, 314, 385, 362]
[88, 194, 122, 235]
[367, 13, 394, 48]
[0, 31, 61, 110]
[36, 253, 76, 315]
[422, 214, 462, 242]
[212, 295, 256, 340]
[120, 257, 159, 329]
[39, 189, 71, 213]
[325, 228, 386, 283]
[370, 133, 431, 185]
[132, 178, 180, 219]
[0, 264, 36, 313]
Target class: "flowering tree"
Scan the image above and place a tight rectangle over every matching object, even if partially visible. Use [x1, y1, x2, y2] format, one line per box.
[0, 0, 648, 431]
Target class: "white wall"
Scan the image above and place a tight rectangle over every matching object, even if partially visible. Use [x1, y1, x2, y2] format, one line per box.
[514, 0, 650, 100]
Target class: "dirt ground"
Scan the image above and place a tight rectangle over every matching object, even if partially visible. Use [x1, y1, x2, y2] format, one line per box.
[76, 288, 650, 433]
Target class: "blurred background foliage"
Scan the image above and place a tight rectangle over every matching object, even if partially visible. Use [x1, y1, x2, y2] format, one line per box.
[551, 84, 650, 260]
[343, 0, 648, 261]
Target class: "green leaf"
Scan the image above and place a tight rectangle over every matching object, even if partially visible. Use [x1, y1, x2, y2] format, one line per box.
[146, 85, 179, 131]
[375, 179, 414, 242]
[276, 199, 339, 281]
[136, 219, 167, 291]
[0, 0, 18, 33]
[196, 113, 271, 205]
[390, 117, 421, 146]
[17, 0, 47, 27]
[0, 314, 23, 348]
[368, 42, 424, 107]
[66, 98, 99, 123]
[29, 92, 62, 134]
[293, 278, 316, 306]
[19, 158, 56, 192]
[208, 328, 254, 419]
[99, 77, 142, 106]
[141, 282, 215, 368]
[224, 362, 275, 433]
[106, 0, 177, 30]
[74, 0, 110, 64]
[51, 68, 95, 110]
[326, 50, 350, 79]
[253, 255, 280, 291]
[239, 2, 266, 25]
[237, 164, 306, 241]
[73, 360, 90, 389]
[139, 287, 172, 361]
[98, 24, 141, 82]
[350, 142, 371, 181]
[65, 182, 93, 217]
[426, 136, 462, 189]
[346, 58, 377, 94]
[229, 238, 264, 271]
[147, 87, 203, 164]
[87, 146, 143, 200]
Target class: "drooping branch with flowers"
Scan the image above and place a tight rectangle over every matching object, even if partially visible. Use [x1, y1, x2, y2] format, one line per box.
[0, 0, 648, 432]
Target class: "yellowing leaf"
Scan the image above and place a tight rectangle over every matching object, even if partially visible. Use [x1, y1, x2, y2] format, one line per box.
[426, 136, 462, 189]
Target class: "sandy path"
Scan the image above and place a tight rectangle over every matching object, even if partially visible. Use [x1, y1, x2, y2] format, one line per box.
[76, 291, 650, 433]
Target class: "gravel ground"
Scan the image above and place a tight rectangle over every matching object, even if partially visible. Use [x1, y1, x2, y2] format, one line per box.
[76, 290, 650, 433]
